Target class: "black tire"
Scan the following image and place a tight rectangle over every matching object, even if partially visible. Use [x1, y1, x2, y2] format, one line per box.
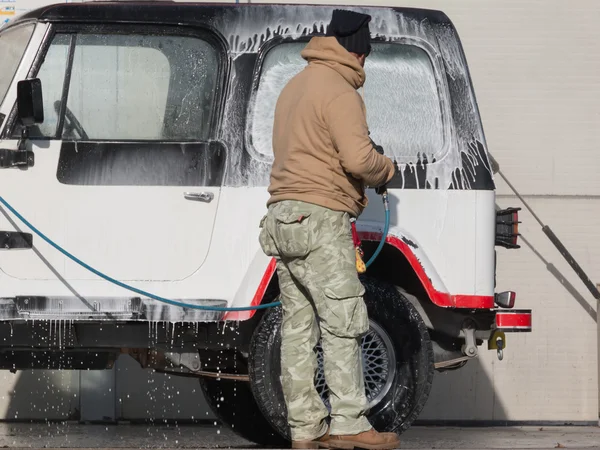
[248, 276, 434, 441]
[198, 377, 288, 447]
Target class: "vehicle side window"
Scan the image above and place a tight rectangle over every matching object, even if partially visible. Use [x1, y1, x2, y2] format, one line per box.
[0, 23, 35, 109]
[248, 42, 446, 164]
[248, 43, 307, 162]
[15, 29, 225, 187]
[24, 31, 220, 141]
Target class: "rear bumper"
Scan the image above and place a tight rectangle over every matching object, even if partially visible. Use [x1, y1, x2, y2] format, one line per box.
[495, 309, 532, 332]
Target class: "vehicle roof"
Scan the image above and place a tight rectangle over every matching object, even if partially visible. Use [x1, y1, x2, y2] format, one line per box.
[7, 2, 450, 31]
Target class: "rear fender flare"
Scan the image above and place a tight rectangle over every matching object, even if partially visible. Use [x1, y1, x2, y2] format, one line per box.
[357, 222, 494, 309]
[224, 251, 276, 321]
[225, 224, 494, 322]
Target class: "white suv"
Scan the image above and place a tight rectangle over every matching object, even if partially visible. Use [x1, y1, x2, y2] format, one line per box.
[0, 2, 531, 445]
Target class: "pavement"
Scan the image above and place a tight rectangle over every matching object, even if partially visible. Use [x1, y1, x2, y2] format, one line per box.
[0, 422, 599, 449]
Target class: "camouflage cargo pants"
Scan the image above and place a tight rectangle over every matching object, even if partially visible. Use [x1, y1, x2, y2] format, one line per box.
[259, 200, 372, 441]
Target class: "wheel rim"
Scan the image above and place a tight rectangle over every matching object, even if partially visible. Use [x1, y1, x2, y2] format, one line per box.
[314, 320, 396, 410]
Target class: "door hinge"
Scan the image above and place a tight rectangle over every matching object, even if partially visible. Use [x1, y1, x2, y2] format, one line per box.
[0, 231, 33, 249]
[0, 149, 34, 169]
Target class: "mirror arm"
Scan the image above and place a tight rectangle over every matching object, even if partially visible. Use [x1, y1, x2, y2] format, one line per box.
[17, 126, 29, 152]
[0, 147, 34, 169]
[0, 125, 34, 170]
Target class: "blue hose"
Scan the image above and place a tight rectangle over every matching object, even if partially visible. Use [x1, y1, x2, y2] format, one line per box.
[365, 192, 390, 268]
[0, 194, 390, 312]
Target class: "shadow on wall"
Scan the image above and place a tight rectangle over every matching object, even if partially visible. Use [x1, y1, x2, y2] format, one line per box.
[417, 356, 509, 424]
[519, 233, 596, 323]
[115, 354, 215, 422]
[416, 228, 597, 425]
[2, 358, 506, 427]
[494, 201, 596, 323]
[0, 355, 216, 423]
[1, 370, 80, 421]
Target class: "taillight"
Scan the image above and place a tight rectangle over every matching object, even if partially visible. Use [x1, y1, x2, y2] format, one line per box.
[495, 207, 521, 249]
[495, 291, 516, 308]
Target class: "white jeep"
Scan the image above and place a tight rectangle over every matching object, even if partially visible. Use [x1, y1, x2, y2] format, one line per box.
[0, 2, 531, 445]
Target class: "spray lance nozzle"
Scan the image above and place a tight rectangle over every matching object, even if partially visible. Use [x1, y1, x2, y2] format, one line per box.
[376, 186, 390, 213]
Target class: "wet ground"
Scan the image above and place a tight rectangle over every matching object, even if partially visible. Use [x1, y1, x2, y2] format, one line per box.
[0, 422, 599, 449]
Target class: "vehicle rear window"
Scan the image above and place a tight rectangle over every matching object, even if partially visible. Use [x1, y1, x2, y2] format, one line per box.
[248, 42, 446, 164]
[0, 24, 35, 109]
[27, 31, 221, 141]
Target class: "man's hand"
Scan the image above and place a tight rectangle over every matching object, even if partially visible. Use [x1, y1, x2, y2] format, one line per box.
[369, 137, 392, 194]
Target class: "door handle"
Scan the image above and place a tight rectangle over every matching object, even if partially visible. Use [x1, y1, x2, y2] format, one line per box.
[184, 192, 214, 203]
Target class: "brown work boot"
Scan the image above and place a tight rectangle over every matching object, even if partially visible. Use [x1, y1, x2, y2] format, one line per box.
[329, 428, 400, 449]
[292, 429, 330, 449]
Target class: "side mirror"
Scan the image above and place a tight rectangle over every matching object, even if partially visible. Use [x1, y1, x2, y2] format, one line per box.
[17, 78, 44, 127]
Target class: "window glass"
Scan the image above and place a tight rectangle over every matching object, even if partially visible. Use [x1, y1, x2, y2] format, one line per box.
[33, 34, 70, 137]
[249, 42, 445, 163]
[29, 31, 220, 141]
[249, 43, 307, 161]
[0, 24, 35, 107]
[65, 34, 171, 140]
[56, 141, 225, 186]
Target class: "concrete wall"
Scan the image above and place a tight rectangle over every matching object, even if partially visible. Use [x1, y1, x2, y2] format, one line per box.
[1, 0, 599, 424]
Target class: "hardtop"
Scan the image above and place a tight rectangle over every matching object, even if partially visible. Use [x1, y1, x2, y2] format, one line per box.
[9, 2, 451, 31]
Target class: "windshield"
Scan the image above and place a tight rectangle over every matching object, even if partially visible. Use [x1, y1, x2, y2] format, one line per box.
[0, 24, 35, 108]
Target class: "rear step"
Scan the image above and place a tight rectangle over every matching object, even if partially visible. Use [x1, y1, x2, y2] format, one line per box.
[0, 296, 227, 322]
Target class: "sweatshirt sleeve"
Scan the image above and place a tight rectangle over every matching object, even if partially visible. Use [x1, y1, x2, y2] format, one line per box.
[325, 91, 396, 187]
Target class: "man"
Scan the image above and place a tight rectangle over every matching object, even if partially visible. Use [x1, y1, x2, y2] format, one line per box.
[259, 9, 399, 450]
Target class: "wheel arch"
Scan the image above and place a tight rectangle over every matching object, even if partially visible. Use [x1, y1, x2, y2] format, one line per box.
[358, 228, 494, 310]
[226, 227, 494, 324]
[225, 229, 452, 323]
[358, 230, 497, 353]
[361, 237, 432, 312]
[359, 237, 445, 336]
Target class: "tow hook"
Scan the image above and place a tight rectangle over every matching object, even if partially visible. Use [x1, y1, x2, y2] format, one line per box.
[488, 331, 506, 361]
[496, 337, 504, 360]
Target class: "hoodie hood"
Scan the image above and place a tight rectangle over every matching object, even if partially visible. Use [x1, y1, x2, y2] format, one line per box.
[300, 36, 366, 89]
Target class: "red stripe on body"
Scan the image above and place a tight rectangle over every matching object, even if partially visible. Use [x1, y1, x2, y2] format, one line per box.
[223, 258, 276, 321]
[230, 231, 494, 321]
[358, 232, 494, 309]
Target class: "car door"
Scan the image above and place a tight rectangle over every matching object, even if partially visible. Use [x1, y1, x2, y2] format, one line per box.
[0, 24, 227, 282]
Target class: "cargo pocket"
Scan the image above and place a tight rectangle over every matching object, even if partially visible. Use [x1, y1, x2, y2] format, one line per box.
[272, 211, 312, 258]
[320, 282, 369, 338]
[259, 215, 279, 258]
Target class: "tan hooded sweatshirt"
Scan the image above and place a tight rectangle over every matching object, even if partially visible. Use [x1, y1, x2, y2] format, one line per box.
[266, 36, 396, 218]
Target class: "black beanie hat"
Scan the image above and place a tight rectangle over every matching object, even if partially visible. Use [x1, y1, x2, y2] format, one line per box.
[326, 9, 372, 56]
